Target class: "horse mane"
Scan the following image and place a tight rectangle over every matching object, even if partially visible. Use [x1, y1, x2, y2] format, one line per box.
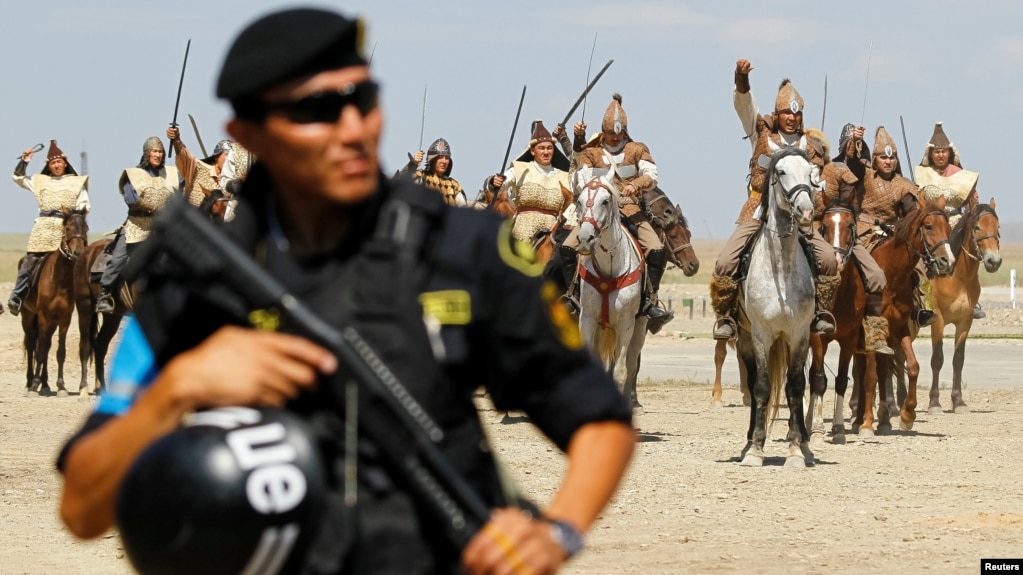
[824, 195, 854, 212]
[199, 188, 226, 214]
[949, 203, 997, 255]
[891, 199, 944, 243]
[758, 146, 811, 211]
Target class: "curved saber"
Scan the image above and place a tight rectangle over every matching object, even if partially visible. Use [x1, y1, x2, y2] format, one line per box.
[821, 74, 828, 132]
[15, 143, 44, 160]
[900, 116, 915, 184]
[560, 59, 614, 128]
[580, 30, 599, 124]
[499, 85, 527, 174]
[188, 114, 208, 158]
[860, 40, 872, 125]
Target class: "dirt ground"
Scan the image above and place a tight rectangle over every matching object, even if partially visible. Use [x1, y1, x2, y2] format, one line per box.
[1, 280, 1022, 575]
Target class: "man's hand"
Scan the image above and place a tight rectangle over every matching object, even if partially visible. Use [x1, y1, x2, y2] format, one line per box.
[167, 127, 180, 142]
[852, 126, 865, 142]
[21, 147, 35, 162]
[162, 326, 336, 410]
[552, 124, 566, 139]
[572, 122, 587, 138]
[462, 508, 568, 575]
[412, 150, 425, 166]
[491, 174, 506, 190]
[735, 59, 753, 93]
[622, 184, 638, 197]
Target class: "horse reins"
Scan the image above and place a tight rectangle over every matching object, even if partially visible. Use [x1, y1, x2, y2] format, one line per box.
[59, 214, 89, 260]
[819, 205, 856, 262]
[964, 206, 999, 262]
[906, 210, 952, 274]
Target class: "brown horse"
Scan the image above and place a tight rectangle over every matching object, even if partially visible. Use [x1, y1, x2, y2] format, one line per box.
[926, 199, 1001, 414]
[644, 186, 700, 277]
[857, 198, 954, 432]
[74, 238, 128, 397]
[483, 189, 517, 219]
[806, 198, 875, 443]
[20, 211, 89, 396]
[199, 186, 231, 223]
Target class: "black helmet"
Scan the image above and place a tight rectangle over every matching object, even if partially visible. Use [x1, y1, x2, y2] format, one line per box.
[116, 407, 327, 575]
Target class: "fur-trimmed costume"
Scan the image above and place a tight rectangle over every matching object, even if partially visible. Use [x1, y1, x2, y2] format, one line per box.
[914, 122, 979, 227]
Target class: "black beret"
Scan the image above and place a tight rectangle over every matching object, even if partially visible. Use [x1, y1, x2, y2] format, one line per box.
[216, 8, 367, 101]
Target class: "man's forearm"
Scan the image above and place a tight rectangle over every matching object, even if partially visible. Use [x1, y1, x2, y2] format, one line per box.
[543, 420, 635, 532]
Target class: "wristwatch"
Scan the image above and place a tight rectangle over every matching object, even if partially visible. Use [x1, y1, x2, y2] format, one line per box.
[546, 519, 585, 558]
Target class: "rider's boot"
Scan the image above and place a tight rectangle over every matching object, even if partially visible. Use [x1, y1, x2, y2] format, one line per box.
[811, 274, 840, 334]
[913, 274, 937, 327]
[8, 253, 42, 316]
[558, 244, 581, 314]
[862, 292, 894, 355]
[973, 303, 986, 320]
[643, 249, 673, 334]
[710, 274, 740, 340]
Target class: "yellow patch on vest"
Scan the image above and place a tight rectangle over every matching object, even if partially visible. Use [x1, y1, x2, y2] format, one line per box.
[248, 308, 281, 332]
[541, 281, 583, 351]
[497, 221, 543, 277]
[419, 290, 472, 325]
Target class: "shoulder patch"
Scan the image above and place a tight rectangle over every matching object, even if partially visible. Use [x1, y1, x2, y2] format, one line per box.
[496, 220, 543, 277]
[419, 290, 472, 325]
[541, 281, 583, 350]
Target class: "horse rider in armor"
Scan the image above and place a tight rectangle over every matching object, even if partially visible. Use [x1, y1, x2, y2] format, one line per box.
[807, 126, 894, 355]
[710, 59, 840, 340]
[95, 136, 183, 313]
[844, 124, 937, 328]
[398, 137, 466, 206]
[486, 120, 574, 243]
[8, 140, 90, 316]
[915, 122, 985, 319]
[166, 126, 232, 207]
[558, 93, 671, 326]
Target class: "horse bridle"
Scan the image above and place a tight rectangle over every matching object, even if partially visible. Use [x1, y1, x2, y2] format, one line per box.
[964, 206, 1000, 261]
[908, 210, 952, 274]
[579, 179, 613, 231]
[819, 204, 857, 262]
[59, 214, 89, 260]
[767, 174, 813, 238]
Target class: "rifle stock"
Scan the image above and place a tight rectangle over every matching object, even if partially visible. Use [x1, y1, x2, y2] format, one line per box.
[126, 198, 498, 549]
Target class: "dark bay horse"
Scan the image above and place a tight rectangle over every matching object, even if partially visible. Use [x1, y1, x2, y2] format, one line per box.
[856, 198, 954, 432]
[74, 238, 127, 397]
[21, 211, 89, 396]
[806, 198, 873, 444]
[926, 199, 1001, 414]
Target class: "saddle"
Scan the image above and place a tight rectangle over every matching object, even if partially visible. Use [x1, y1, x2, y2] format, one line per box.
[735, 225, 816, 282]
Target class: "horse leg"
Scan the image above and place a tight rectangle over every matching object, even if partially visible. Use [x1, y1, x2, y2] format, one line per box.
[806, 335, 828, 447]
[92, 315, 122, 395]
[859, 351, 880, 437]
[37, 324, 57, 396]
[711, 339, 727, 407]
[55, 322, 69, 397]
[831, 346, 853, 444]
[850, 354, 864, 433]
[77, 304, 94, 397]
[928, 320, 944, 415]
[899, 335, 921, 431]
[738, 352, 750, 407]
[740, 342, 769, 467]
[950, 325, 970, 413]
[876, 353, 894, 433]
[786, 350, 813, 467]
[894, 346, 908, 410]
[23, 320, 39, 396]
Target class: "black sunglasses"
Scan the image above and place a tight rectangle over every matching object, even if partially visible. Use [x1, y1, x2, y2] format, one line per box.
[261, 80, 380, 124]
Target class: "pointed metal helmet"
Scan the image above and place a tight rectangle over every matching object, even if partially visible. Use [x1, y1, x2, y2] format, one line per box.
[529, 120, 553, 146]
[601, 93, 627, 135]
[426, 137, 453, 176]
[774, 79, 804, 115]
[927, 122, 952, 149]
[873, 126, 898, 158]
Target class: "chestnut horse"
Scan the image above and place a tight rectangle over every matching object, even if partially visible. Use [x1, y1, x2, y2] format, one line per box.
[856, 198, 954, 432]
[74, 238, 127, 397]
[926, 200, 1001, 414]
[20, 211, 89, 396]
[806, 198, 874, 444]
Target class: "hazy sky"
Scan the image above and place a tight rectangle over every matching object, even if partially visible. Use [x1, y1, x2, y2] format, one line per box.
[1, 0, 1019, 237]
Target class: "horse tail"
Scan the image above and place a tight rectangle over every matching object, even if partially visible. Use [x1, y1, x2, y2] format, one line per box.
[766, 338, 790, 434]
[598, 325, 618, 369]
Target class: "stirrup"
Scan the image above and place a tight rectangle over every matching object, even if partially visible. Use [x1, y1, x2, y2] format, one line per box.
[7, 296, 22, 317]
[871, 340, 895, 356]
[96, 293, 115, 314]
[812, 310, 836, 334]
[973, 305, 986, 320]
[915, 309, 937, 327]
[643, 297, 669, 319]
[713, 317, 736, 340]
[561, 293, 580, 314]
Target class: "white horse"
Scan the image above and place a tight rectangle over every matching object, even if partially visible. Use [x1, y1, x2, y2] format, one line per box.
[735, 145, 818, 467]
[573, 169, 646, 410]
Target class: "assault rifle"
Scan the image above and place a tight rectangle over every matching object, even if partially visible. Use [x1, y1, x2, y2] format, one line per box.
[125, 198, 500, 550]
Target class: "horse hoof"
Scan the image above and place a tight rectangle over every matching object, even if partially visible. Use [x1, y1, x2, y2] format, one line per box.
[858, 427, 875, 438]
[739, 455, 764, 467]
[784, 456, 806, 468]
[24, 390, 38, 398]
[631, 406, 645, 417]
[78, 392, 92, 402]
[56, 390, 68, 398]
[953, 405, 970, 414]
[809, 434, 825, 449]
[928, 406, 943, 416]
[900, 419, 914, 431]
[711, 400, 724, 409]
[876, 424, 892, 436]
[832, 433, 847, 445]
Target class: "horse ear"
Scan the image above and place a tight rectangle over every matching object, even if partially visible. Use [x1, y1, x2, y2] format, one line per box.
[989, 197, 996, 209]
[757, 154, 772, 169]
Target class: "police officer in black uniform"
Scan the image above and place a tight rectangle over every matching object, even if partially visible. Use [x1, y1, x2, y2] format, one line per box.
[57, 8, 636, 575]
